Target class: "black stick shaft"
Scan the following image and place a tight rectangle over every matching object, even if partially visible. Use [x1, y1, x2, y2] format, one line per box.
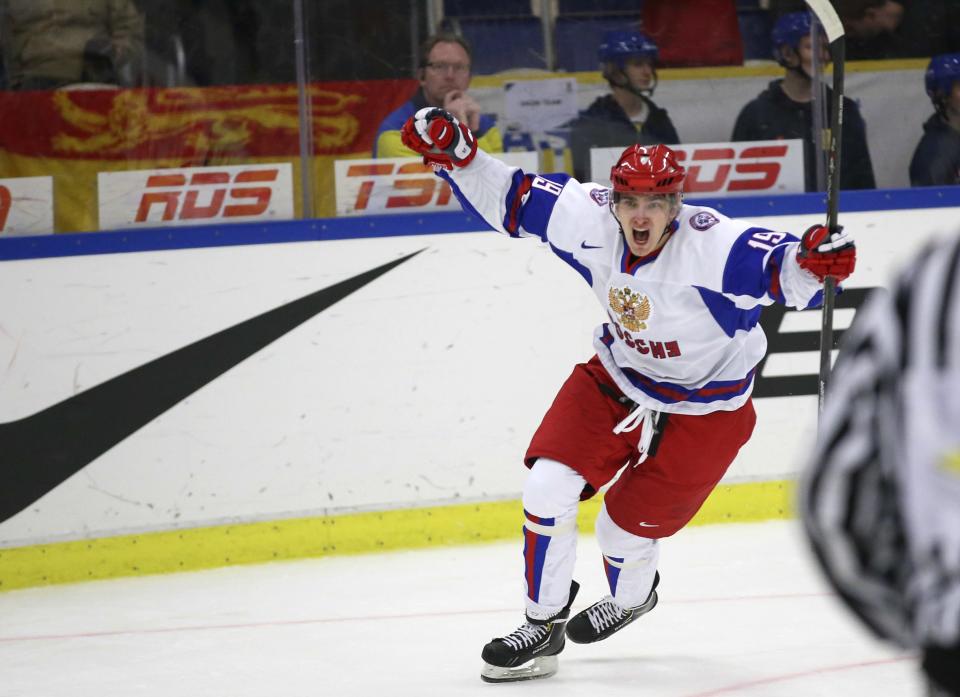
[818, 37, 845, 416]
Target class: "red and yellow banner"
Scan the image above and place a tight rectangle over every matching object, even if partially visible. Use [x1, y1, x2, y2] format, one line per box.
[0, 80, 416, 231]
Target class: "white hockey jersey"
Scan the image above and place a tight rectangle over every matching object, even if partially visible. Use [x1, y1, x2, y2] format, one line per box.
[442, 151, 825, 416]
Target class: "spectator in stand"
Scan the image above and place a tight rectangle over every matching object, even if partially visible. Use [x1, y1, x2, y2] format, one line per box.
[838, 0, 960, 60]
[840, 0, 905, 59]
[910, 54, 960, 187]
[732, 11, 876, 192]
[567, 30, 679, 182]
[374, 32, 501, 158]
[1, 0, 144, 90]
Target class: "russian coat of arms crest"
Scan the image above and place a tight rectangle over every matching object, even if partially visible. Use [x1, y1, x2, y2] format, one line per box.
[608, 286, 651, 332]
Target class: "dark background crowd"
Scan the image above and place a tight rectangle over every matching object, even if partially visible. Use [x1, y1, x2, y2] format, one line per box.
[2, 0, 960, 190]
[2, 0, 959, 89]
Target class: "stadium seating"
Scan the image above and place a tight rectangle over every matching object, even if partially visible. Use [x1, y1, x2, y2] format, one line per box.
[451, 17, 547, 73]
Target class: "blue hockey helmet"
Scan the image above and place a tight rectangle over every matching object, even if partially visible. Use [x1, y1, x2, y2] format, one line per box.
[598, 30, 658, 66]
[771, 11, 815, 65]
[925, 53, 960, 103]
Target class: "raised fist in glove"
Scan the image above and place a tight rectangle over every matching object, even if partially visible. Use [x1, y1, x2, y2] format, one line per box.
[401, 107, 477, 170]
[798, 224, 856, 283]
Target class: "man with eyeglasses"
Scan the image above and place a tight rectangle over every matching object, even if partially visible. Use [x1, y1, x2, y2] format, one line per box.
[374, 32, 502, 158]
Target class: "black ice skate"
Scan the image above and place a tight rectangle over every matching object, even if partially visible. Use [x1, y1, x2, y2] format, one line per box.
[480, 580, 580, 683]
[566, 571, 659, 644]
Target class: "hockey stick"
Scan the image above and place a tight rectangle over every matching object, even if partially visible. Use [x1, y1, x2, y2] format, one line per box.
[804, 0, 845, 416]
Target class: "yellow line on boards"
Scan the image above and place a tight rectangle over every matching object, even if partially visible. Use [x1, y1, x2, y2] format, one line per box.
[469, 58, 928, 88]
[0, 479, 795, 592]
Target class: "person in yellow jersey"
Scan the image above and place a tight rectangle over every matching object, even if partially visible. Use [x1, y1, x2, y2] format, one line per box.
[373, 32, 502, 158]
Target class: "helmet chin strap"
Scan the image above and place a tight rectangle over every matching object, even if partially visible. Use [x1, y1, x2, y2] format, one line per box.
[788, 62, 814, 82]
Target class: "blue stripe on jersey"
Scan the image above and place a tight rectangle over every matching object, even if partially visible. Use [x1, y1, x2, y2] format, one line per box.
[694, 286, 762, 338]
[722, 227, 798, 300]
[805, 287, 826, 309]
[436, 169, 493, 231]
[618, 361, 756, 405]
[515, 173, 570, 240]
[600, 325, 754, 404]
[549, 243, 593, 286]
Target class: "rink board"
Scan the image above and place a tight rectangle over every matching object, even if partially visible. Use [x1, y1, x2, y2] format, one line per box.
[1, 199, 956, 589]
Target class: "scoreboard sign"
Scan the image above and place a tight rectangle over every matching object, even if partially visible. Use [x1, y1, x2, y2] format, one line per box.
[98, 163, 294, 230]
[589, 139, 806, 196]
[334, 152, 538, 217]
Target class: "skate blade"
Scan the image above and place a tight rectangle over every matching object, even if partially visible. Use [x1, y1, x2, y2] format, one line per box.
[480, 655, 558, 683]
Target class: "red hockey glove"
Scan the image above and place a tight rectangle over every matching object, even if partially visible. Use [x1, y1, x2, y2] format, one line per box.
[798, 224, 856, 283]
[400, 107, 478, 170]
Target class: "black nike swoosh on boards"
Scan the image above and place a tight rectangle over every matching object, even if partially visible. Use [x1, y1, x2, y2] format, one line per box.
[0, 250, 422, 525]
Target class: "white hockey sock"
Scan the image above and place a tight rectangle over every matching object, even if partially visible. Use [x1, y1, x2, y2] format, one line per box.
[521, 458, 585, 621]
[595, 503, 659, 610]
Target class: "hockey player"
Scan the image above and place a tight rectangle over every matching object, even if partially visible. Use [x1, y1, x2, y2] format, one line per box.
[399, 107, 856, 683]
[567, 30, 679, 182]
[910, 53, 960, 187]
[802, 234, 960, 696]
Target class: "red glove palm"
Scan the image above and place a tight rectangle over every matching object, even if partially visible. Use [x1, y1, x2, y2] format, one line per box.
[400, 107, 478, 171]
[798, 224, 856, 283]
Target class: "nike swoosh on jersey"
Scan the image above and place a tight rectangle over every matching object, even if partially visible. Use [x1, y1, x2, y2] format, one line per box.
[0, 250, 422, 524]
[580, 241, 603, 249]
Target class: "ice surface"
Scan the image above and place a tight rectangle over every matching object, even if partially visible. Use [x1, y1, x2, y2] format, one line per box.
[0, 520, 919, 697]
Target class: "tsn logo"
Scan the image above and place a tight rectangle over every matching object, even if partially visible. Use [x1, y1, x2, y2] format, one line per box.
[672, 144, 792, 194]
[135, 168, 281, 223]
[346, 162, 453, 212]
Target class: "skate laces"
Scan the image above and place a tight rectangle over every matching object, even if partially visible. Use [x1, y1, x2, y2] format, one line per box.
[587, 597, 628, 632]
[501, 622, 548, 650]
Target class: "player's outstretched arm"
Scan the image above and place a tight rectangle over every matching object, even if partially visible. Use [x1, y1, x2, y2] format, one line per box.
[797, 224, 857, 284]
[402, 107, 534, 238]
[401, 107, 478, 170]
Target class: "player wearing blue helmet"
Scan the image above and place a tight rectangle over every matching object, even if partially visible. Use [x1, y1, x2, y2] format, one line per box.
[732, 11, 875, 192]
[567, 29, 679, 182]
[909, 53, 960, 187]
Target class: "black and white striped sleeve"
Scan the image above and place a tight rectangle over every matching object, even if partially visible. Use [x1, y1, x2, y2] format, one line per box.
[801, 234, 960, 651]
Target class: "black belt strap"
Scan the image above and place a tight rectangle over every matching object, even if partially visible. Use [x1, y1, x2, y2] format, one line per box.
[597, 381, 638, 409]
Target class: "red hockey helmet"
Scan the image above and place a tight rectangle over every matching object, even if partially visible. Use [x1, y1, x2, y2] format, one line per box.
[610, 144, 685, 194]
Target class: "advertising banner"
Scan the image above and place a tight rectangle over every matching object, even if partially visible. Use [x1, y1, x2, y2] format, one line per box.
[98, 163, 294, 229]
[333, 152, 539, 216]
[589, 139, 805, 196]
[0, 176, 54, 237]
[0, 81, 416, 231]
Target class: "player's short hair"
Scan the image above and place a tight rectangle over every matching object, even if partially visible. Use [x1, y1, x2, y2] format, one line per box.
[417, 32, 473, 73]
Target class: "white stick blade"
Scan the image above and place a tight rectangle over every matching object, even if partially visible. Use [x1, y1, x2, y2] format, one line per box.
[805, 0, 845, 42]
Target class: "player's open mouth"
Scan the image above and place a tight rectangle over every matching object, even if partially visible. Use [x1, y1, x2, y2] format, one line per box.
[632, 228, 650, 244]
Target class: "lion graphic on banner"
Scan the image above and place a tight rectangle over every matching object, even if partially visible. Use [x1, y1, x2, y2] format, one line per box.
[51, 86, 362, 154]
